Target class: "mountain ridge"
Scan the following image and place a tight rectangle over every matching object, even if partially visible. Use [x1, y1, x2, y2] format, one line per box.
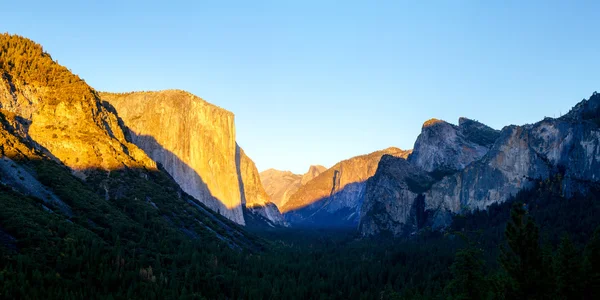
[281, 147, 411, 227]
[101, 89, 285, 226]
[259, 165, 327, 209]
[360, 93, 600, 236]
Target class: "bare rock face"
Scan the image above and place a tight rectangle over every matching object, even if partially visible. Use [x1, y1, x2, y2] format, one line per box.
[259, 169, 302, 208]
[102, 91, 285, 226]
[359, 155, 434, 236]
[282, 147, 411, 227]
[424, 103, 600, 226]
[259, 165, 326, 209]
[101, 90, 245, 224]
[408, 118, 500, 175]
[360, 117, 501, 236]
[360, 93, 600, 237]
[301, 165, 327, 185]
[237, 144, 286, 227]
[0, 34, 156, 177]
[0, 110, 73, 216]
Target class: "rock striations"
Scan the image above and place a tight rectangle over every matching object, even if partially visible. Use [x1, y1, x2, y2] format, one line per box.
[409, 118, 500, 175]
[0, 35, 155, 177]
[0, 34, 282, 228]
[0, 34, 259, 248]
[101, 91, 285, 226]
[281, 147, 411, 227]
[237, 145, 286, 227]
[360, 94, 600, 236]
[259, 165, 326, 209]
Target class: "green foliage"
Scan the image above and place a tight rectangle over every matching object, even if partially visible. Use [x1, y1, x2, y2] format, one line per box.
[444, 238, 488, 300]
[0, 33, 97, 105]
[583, 227, 600, 298]
[499, 202, 551, 299]
[555, 235, 583, 299]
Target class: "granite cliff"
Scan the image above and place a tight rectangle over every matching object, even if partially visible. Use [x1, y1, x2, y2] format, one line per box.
[101, 91, 285, 226]
[237, 145, 286, 227]
[360, 93, 600, 236]
[0, 34, 256, 248]
[282, 147, 411, 227]
[409, 118, 500, 175]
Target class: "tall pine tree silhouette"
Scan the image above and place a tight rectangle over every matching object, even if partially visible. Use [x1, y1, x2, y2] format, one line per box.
[500, 202, 552, 299]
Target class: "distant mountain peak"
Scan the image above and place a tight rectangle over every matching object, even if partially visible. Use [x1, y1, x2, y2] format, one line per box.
[301, 165, 327, 185]
[422, 118, 447, 128]
[562, 91, 600, 122]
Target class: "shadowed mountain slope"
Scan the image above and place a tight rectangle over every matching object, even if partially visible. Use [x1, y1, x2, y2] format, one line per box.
[360, 94, 600, 236]
[101, 91, 285, 226]
[281, 147, 411, 227]
[259, 165, 326, 209]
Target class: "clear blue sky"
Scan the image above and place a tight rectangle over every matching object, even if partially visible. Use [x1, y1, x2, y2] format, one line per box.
[4, 1, 599, 173]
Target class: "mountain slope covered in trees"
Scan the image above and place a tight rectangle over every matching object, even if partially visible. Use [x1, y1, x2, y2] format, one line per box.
[1, 34, 599, 299]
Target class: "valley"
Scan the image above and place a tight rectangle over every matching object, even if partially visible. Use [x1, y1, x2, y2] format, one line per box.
[1, 32, 599, 299]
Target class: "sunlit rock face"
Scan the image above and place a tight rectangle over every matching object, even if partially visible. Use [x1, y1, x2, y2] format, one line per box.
[360, 93, 600, 237]
[259, 165, 326, 209]
[408, 118, 500, 175]
[102, 91, 285, 226]
[0, 36, 155, 177]
[101, 90, 245, 224]
[282, 147, 411, 227]
[0, 109, 74, 216]
[301, 165, 327, 185]
[237, 145, 286, 226]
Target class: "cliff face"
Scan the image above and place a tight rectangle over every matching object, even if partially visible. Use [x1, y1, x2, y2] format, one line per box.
[0, 34, 155, 176]
[237, 145, 286, 227]
[259, 165, 326, 209]
[424, 110, 600, 226]
[0, 34, 256, 249]
[360, 93, 600, 236]
[101, 91, 284, 226]
[359, 155, 433, 236]
[282, 147, 411, 227]
[101, 90, 245, 224]
[408, 118, 500, 175]
[0, 34, 283, 227]
[301, 165, 327, 185]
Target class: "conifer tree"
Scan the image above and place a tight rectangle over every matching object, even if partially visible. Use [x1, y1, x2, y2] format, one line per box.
[583, 227, 600, 298]
[500, 202, 550, 299]
[555, 235, 582, 299]
[444, 244, 487, 300]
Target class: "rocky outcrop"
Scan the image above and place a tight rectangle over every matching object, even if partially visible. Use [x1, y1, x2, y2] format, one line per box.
[360, 93, 600, 237]
[301, 165, 327, 185]
[359, 155, 434, 236]
[237, 144, 286, 227]
[0, 34, 278, 251]
[360, 118, 501, 236]
[0, 110, 72, 216]
[425, 104, 600, 225]
[101, 91, 285, 226]
[282, 147, 411, 227]
[0, 35, 156, 177]
[408, 118, 500, 175]
[101, 90, 246, 224]
[259, 169, 302, 208]
[259, 165, 326, 209]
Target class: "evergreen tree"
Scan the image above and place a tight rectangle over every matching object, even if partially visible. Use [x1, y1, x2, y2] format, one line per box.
[500, 202, 550, 299]
[443, 243, 487, 300]
[555, 235, 582, 299]
[584, 227, 600, 299]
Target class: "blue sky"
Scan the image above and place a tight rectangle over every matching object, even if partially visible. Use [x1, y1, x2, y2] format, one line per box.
[4, 1, 599, 173]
